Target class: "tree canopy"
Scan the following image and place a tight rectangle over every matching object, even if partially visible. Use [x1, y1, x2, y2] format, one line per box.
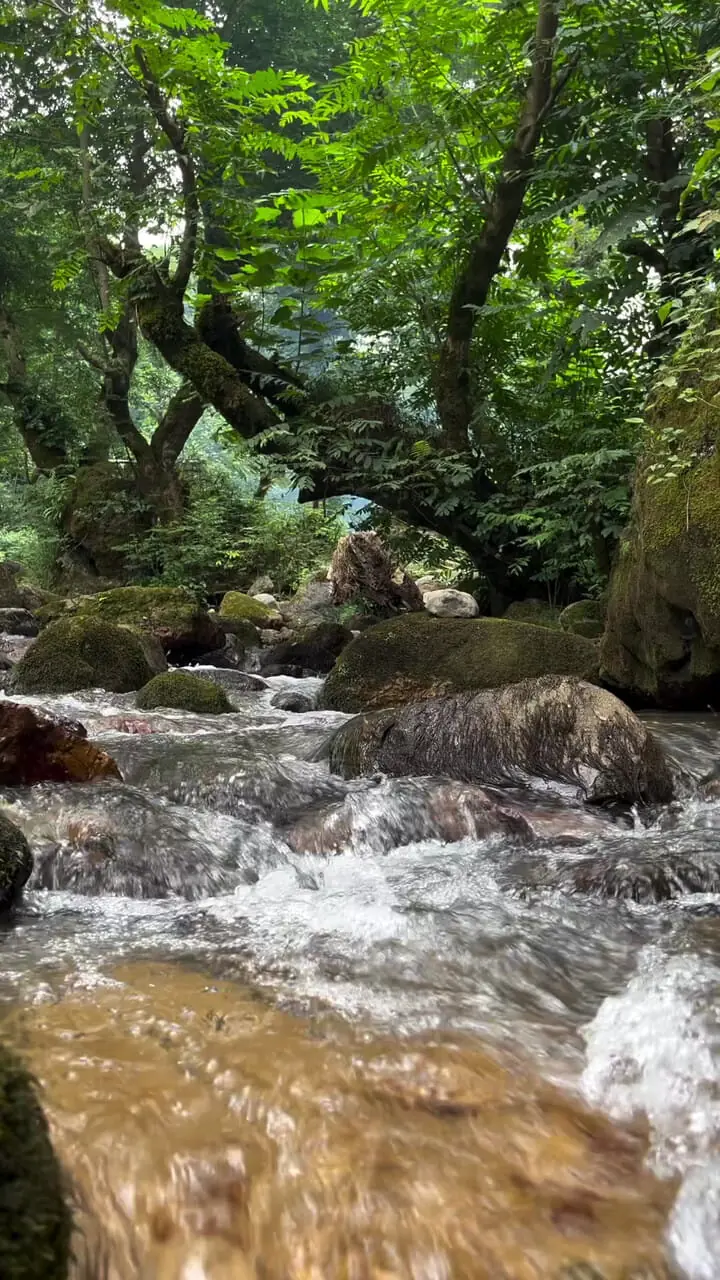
[1, 0, 719, 601]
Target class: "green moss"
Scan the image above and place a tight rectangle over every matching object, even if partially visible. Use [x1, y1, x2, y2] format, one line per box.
[219, 591, 276, 626]
[212, 614, 260, 647]
[11, 618, 153, 694]
[559, 600, 606, 640]
[0, 811, 33, 910]
[136, 671, 233, 714]
[0, 1041, 72, 1279]
[321, 614, 599, 712]
[503, 600, 561, 629]
[71, 586, 201, 630]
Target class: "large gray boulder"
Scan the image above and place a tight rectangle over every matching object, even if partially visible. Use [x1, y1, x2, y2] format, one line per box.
[326, 675, 676, 806]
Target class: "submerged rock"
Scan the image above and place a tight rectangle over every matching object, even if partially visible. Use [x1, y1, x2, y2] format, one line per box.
[0, 702, 121, 785]
[423, 588, 479, 618]
[326, 676, 676, 806]
[0, 810, 33, 909]
[0, 1040, 72, 1279]
[136, 672, 234, 714]
[321, 614, 600, 712]
[10, 617, 153, 695]
[538, 850, 720, 903]
[284, 779, 534, 854]
[260, 622, 352, 677]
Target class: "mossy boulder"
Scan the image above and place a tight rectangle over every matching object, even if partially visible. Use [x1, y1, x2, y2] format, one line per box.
[136, 672, 233, 714]
[601, 335, 720, 706]
[0, 811, 33, 910]
[559, 600, 606, 640]
[219, 591, 281, 628]
[58, 587, 223, 660]
[503, 600, 561, 629]
[321, 614, 599, 713]
[326, 676, 676, 806]
[211, 611, 260, 649]
[0, 1040, 72, 1278]
[10, 618, 153, 695]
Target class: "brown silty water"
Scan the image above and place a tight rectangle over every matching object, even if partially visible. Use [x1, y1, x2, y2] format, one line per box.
[1, 674, 719, 1278]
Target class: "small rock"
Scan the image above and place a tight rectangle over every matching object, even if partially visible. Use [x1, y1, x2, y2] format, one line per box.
[423, 589, 479, 618]
[0, 608, 38, 637]
[270, 690, 316, 713]
[248, 575, 275, 597]
[253, 592, 279, 609]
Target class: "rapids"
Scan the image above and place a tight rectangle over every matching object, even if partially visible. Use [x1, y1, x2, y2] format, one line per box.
[0, 667, 719, 1278]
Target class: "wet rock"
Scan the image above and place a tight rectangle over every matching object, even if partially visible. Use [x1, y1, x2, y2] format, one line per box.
[261, 662, 304, 678]
[25, 784, 270, 899]
[260, 622, 353, 677]
[211, 612, 260, 649]
[189, 667, 267, 695]
[0, 811, 33, 909]
[136, 672, 233, 714]
[48, 586, 224, 662]
[539, 850, 720, 902]
[10, 617, 153, 694]
[0, 701, 122, 785]
[321, 613, 600, 712]
[129, 629, 168, 676]
[559, 599, 606, 640]
[0, 1039, 72, 1279]
[0, 608, 39, 637]
[424, 588, 479, 618]
[330, 531, 424, 612]
[271, 690, 316, 713]
[326, 676, 676, 806]
[284, 778, 534, 854]
[0, 634, 35, 666]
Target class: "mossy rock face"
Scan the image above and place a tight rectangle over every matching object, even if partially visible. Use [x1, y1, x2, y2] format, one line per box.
[219, 591, 279, 627]
[0, 1041, 72, 1279]
[212, 613, 260, 648]
[10, 618, 153, 695]
[560, 600, 606, 640]
[321, 614, 599, 713]
[0, 811, 33, 910]
[601, 341, 720, 706]
[63, 587, 223, 660]
[136, 672, 233, 714]
[503, 600, 561, 629]
[260, 622, 353, 676]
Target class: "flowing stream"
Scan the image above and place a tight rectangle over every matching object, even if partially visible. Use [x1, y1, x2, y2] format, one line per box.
[1, 666, 719, 1278]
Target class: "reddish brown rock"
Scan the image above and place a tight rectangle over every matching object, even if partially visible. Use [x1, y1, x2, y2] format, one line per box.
[0, 701, 122, 786]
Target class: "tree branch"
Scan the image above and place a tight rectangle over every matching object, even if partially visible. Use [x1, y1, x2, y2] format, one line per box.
[151, 381, 205, 467]
[133, 46, 199, 294]
[436, 0, 564, 450]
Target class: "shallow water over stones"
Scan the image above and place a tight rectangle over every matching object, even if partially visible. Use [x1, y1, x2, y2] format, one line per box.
[0, 677, 719, 1278]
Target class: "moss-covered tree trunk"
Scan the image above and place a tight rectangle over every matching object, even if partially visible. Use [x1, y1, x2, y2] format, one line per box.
[600, 326, 720, 708]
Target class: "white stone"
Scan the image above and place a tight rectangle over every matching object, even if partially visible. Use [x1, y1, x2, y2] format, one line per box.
[253, 593, 279, 609]
[423, 588, 479, 618]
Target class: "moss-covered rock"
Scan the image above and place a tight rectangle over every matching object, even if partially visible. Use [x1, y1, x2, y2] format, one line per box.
[211, 612, 260, 649]
[321, 614, 599, 713]
[0, 811, 33, 910]
[559, 600, 606, 640]
[135, 671, 233, 714]
[601, 334, 720, 706]
[10, 618, 153, 694]
[57, 587, 223, 660]
[219, 591, 281, 628]
[503, 600, 561, 628]
[326, 676, 676, 806]
[0, 1040, 72, 1278]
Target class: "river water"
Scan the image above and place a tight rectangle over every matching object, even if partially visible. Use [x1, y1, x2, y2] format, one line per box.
[0, 667, 719, 1279]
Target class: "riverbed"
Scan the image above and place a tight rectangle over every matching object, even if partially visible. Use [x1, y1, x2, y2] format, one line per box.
[1, 670, 718, 1278]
